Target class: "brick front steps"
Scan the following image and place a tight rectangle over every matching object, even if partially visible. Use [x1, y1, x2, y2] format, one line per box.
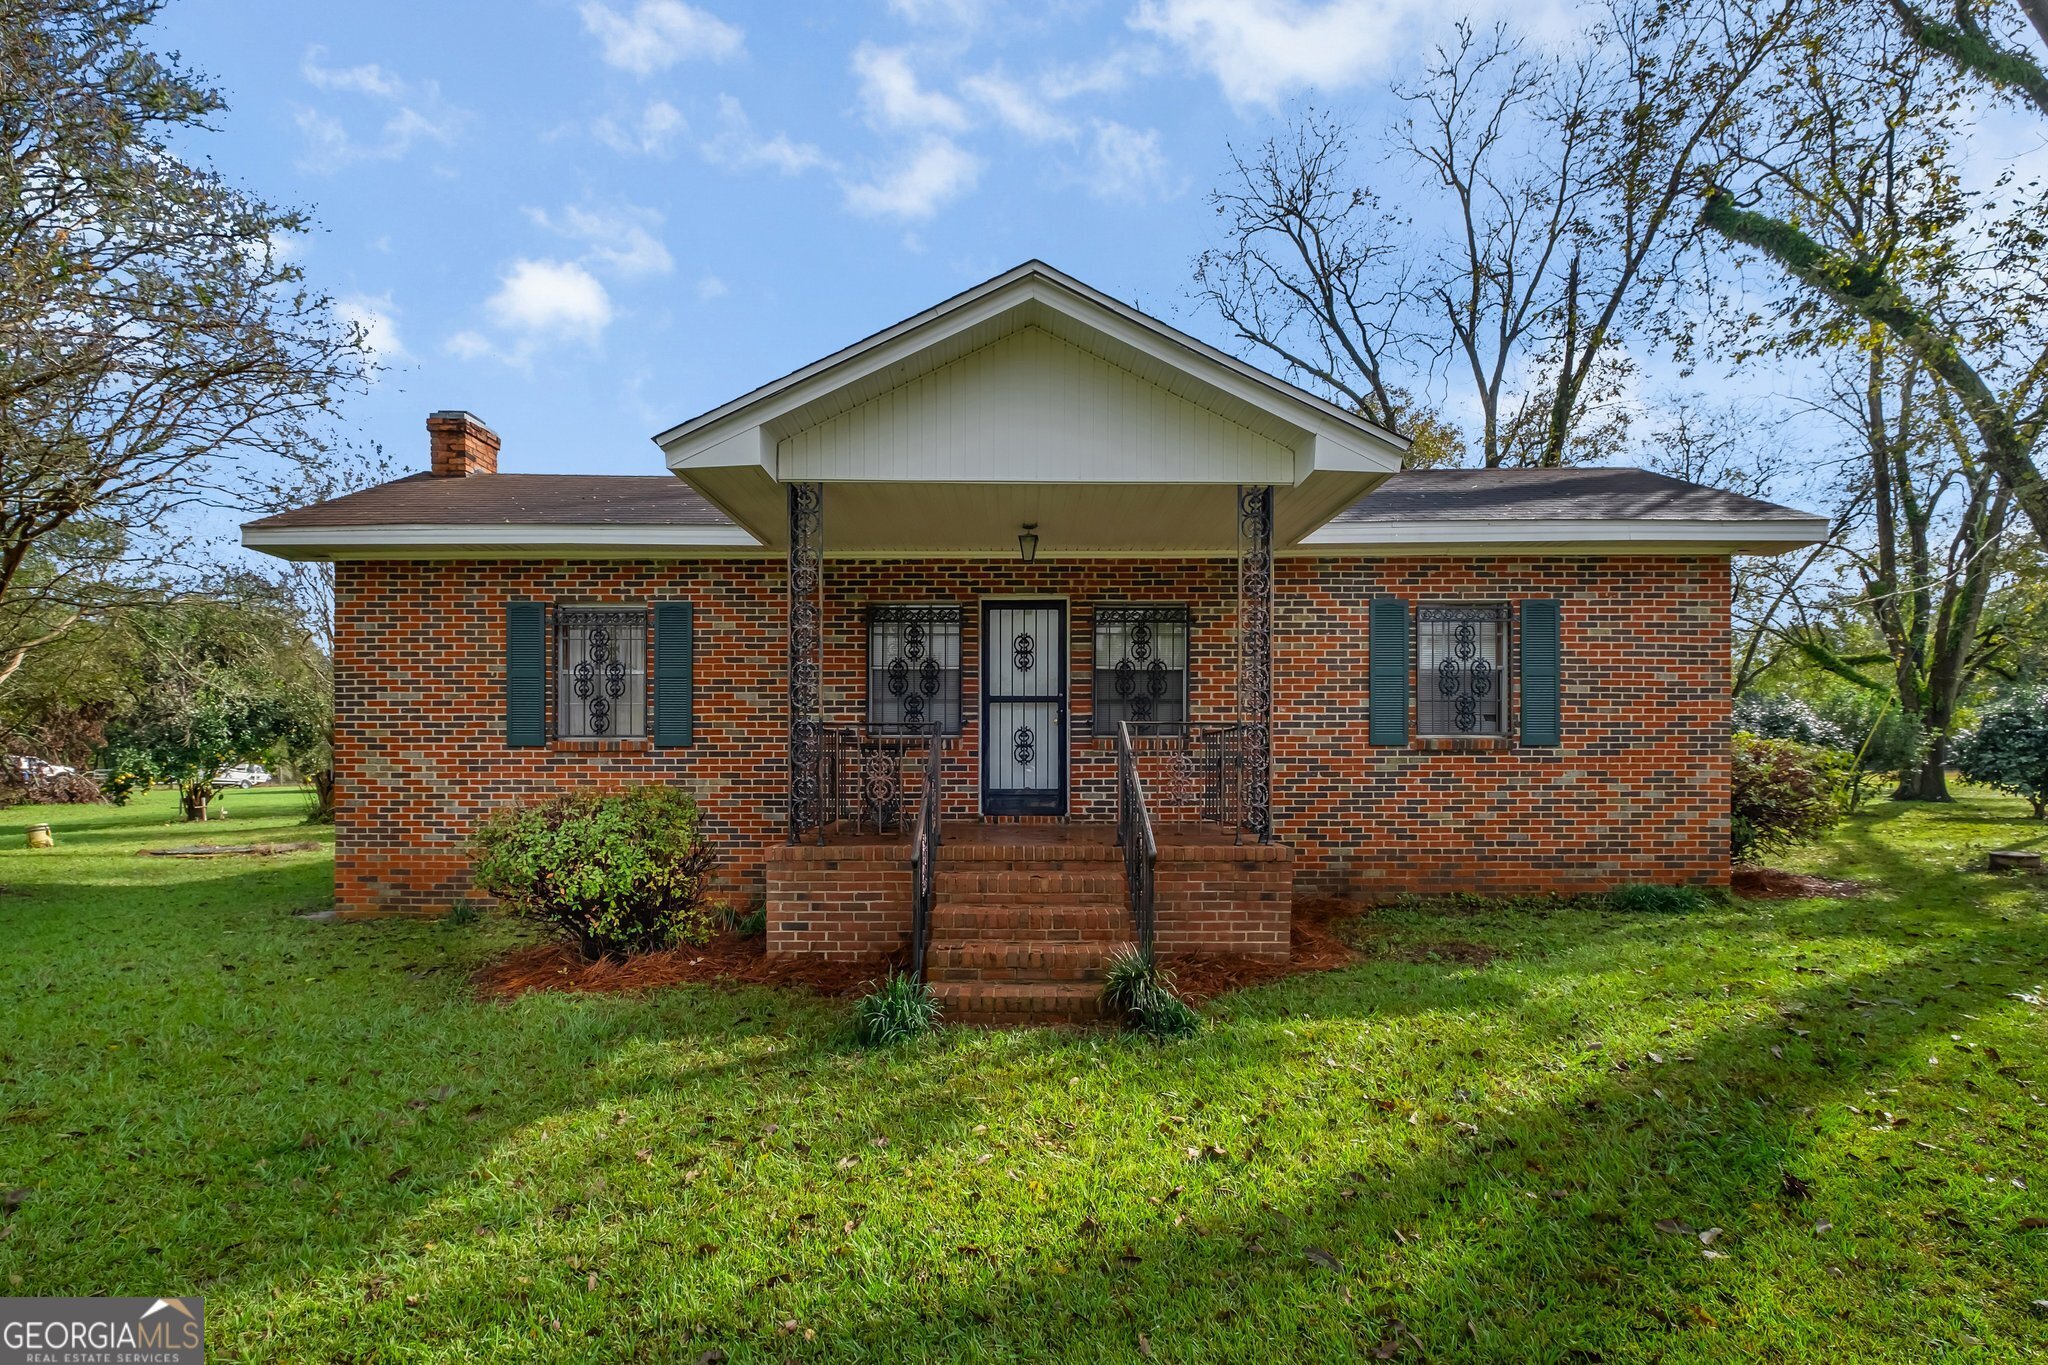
[928, 841, 1130, 1024]
[765, 822, 1294, 1026]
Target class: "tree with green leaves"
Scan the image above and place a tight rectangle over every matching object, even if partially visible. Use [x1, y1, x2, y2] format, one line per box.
[1, 0, 369, 683]
[97, 585, 326, 820]
[1194, 0, 1800, 466]
[1699, 0, 2048, 547]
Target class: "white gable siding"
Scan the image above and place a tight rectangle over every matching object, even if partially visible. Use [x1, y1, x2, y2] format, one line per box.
[775, 326, 1296, 485]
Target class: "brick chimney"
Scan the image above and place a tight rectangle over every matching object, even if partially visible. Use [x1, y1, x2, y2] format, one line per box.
[426, 410, 500, 477]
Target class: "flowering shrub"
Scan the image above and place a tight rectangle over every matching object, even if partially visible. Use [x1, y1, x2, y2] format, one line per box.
[1731, 733, 1844, 860]
[471, 785, 717, 960]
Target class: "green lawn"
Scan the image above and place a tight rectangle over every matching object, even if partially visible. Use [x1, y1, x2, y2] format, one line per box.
[0, 789, 2045, 1361]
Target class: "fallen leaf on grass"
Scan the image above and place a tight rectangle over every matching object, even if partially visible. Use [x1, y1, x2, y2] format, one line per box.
[1654, 1218, 1692, 1238]
[1304, 1246, 1343, 1271]
[1781, 1171, 1814, 1202]
[1137, 1333, 1154, 1358]
[2016, 1217, 2048, 1231]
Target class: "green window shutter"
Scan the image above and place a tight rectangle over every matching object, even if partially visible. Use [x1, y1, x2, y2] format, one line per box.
[1520, 598, 1561, 746]
[1368, 596, 1410, 747]
[506, 601, 547, 747]
[653, 600, 694, 748]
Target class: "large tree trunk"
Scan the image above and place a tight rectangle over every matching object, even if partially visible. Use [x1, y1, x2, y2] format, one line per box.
[180, 781, 215, 821]
[1893, 743, 1953, 802]
[308, 768, 335, 822]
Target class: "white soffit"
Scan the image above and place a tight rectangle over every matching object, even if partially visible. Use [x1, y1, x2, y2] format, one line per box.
[655, 262, 1406, 552]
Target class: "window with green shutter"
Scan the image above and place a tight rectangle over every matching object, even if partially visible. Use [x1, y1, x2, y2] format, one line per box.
[653, 600, 695, 748]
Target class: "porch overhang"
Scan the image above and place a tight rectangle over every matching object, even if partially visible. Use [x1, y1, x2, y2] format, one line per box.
[654, 262, 1406, 555]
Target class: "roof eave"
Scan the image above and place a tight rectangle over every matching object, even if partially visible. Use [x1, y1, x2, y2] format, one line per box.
[1293, 516, 1832, 556]
[653, 262, 1409, 465]
[241, 522, 764, 562]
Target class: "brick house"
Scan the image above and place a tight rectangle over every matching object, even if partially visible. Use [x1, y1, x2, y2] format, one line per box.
[245, 262, 1826, 1020]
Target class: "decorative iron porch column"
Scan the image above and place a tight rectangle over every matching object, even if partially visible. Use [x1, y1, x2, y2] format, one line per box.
[1236, 484, 1274, 843]
[787, 482, 824, 843]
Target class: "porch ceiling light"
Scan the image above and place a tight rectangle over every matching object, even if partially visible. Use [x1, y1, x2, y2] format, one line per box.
[1017, 523, 1039, 564]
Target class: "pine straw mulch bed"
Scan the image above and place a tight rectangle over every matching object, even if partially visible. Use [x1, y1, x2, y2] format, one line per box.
[472, 898, 1375, 1006]
[1732, 866, 1868, 900]
[471, 934, 887, 1001]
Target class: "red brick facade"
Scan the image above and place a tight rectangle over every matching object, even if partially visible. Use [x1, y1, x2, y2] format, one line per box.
[330, 553, 1730, 920]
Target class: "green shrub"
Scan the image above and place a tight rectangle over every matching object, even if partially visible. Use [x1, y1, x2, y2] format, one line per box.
[1607, 883, 1712, 914]
[1732, 733, 1844, 861]
[1101, 947, 1202, 1041]
[470, 785, 717, 960]
[1953, 689, 2048, 818]
[853, 971, 942, 1045]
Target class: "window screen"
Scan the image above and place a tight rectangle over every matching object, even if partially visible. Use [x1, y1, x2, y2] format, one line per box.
[555, 607, 647, 739]
[867, 606, 962, 735]
[1417, 603, 1509, 736]
[1093, 605, 1189, 736]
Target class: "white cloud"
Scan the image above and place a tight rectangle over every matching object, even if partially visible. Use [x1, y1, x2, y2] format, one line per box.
[294, 48, 465, 171]
[1131, 0, 1421, 107]
[696, 273, 729, 300]
[852, 43, 970, 131]
[593, 99, 686, 155]
[1040, 46, 1164, 100]
[700, 95, 831, 174]
[445, 330, 497, 361]
[1084, 121, 1176, 200]
[485, 259, 614, 347]
[525, 203, 674, 279]
[300, 54, 406, 100]
[843, 135, 982, 221]
[961, 69, 1075, 141]
[337, 292, 408, 367]
[887, 0, 991, 24]
[580, 0, 742, 74]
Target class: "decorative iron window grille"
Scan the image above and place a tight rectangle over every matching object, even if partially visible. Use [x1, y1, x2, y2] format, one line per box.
[1417, 603, 1510, 736]
[555, 607, 647, 739]
[867, 605, 963, 735]
[1093, 605, 1190, 736]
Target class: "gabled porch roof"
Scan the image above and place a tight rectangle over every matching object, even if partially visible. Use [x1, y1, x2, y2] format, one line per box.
[654, 261, 1409, 555]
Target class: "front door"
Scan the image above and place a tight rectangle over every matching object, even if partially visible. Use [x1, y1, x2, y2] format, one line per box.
[981, 600, 1066, 816]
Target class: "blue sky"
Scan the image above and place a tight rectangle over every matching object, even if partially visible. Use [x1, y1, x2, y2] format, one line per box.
[155, 0, 1474, 482]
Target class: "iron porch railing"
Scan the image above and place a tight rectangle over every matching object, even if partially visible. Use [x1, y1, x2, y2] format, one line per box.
[1115, 721, 1158, 959]
[909, 725, 943, 982]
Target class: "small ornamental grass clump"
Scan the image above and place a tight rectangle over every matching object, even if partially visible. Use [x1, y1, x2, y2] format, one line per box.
[853, 971, 942, 1046]
[1606, 883, 1713, 915]
[471, 784, 716, 961]
[1101, 947, 1201, 1041]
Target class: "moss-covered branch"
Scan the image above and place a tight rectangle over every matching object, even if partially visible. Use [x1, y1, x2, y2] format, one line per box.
[1889, 0, 2048, 117]
[1700, 187, 2048, 547]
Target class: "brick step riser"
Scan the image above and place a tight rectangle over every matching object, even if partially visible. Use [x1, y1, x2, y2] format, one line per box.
[933, 871, 1126, 899]
[934, 985, 1106, 1024]
[937, 851, 1125, 872]
[929, 965, 1108, 984]
[926, 946, 1114, 983]
[929, 914, 1133, 942]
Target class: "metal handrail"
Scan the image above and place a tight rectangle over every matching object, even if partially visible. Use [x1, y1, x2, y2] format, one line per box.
[1115, 721, 1158, 958]
[909, 726, 943, 982]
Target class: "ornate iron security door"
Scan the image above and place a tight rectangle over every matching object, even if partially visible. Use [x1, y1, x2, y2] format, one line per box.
[981, 600, 1067, 816]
